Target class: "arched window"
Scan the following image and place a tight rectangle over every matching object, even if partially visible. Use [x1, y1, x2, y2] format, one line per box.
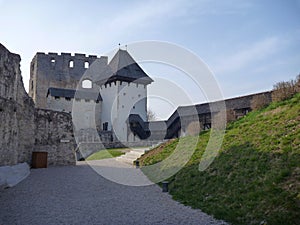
[84, 61, 89, 68]
[51, 58, 55, 68]
[69, 60, 74, 68]
[82, 79, 92, 89]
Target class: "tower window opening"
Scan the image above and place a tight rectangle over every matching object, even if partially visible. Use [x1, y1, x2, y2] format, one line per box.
[69, 60, 74, 68]
[85, 61, 89, 68]
[82, 79, 92, 89]
[51, 58, 55, 67]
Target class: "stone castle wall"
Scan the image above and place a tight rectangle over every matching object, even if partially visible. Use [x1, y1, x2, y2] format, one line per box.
[0, 44, 35, 166]
[29, 52, 108, 109]
[0, 44, 76, 166]
[0, 42, 276, 165]
[34, 109, 76, 166]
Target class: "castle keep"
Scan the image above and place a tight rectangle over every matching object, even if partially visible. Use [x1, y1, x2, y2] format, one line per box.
[29, 49, 153, 144]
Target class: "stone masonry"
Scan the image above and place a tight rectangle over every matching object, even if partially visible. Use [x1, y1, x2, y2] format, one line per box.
[0, 43, 75, 166]
[0, 42, 275, 165]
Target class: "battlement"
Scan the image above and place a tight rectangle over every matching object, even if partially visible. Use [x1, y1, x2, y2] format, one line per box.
[29, 51, 109, 108]
[35, 52, 108, 66]
[31, 51, 109, 81]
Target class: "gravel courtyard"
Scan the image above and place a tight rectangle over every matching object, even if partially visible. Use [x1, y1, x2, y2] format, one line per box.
[0, 161, 226, 225]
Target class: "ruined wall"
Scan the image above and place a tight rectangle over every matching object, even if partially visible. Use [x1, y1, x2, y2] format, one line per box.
[34, 109, 75, 166]
[29, 52, 108, 109]
[0, 44, 35, 166]
[0, 44, 76, 166]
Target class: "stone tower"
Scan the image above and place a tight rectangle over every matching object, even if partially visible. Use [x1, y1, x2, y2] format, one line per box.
[96, 49, 153, 141]
[29, 52, 108, 109]
[28, 49, 153, 142]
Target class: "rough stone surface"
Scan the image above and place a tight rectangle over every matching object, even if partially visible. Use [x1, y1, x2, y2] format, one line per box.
[29, 52, 107, 109]
[0, 43, 35, 166]
[0, 164, 227, 225]
[0, 43, 75, 166]
[34, 109, 76, 166]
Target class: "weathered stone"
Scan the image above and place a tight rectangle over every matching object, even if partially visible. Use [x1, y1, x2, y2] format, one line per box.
[0, 44, 35, 166]
[0, 43, 76, 166]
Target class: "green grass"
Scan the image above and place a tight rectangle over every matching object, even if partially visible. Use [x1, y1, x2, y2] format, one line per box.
[139, 93, 300, 225]
[86, 149, 126, 160]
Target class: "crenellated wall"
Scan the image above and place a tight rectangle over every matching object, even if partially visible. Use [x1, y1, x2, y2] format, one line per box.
[29, 52, 108, 109]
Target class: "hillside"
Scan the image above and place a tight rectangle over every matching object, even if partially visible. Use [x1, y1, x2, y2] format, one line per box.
[139, 93, 300, 225]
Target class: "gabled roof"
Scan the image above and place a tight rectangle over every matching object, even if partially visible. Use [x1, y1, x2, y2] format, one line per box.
[47, 87, 102, 101]
[96, 49, 153, 85]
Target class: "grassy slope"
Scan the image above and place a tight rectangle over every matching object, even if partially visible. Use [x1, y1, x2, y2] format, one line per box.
[139, 93, 300, 225]
[86, 149, 125, 160]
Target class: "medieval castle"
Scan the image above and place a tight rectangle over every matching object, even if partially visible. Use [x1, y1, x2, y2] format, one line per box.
[0, 43, 272, 166]
[28, 49, 153, 144]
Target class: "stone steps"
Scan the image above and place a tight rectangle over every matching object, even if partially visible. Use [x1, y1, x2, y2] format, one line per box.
[116, 148, 148, 165]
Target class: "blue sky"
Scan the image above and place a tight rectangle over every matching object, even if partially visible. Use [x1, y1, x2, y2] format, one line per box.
[0, 0, 299, 119]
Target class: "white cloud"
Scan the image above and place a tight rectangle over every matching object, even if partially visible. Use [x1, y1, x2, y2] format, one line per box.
[90, 0, 187, 50]
[213, 37, 280, 74]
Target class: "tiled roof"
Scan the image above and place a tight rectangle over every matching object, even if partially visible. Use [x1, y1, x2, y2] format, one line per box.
[47, 87, 102, 101]
[95, 49, 153, 85]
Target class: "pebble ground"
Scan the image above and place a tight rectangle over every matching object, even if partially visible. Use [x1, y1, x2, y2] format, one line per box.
[0, 162, 227, 225]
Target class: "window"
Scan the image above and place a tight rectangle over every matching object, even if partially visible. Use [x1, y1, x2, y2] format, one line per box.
[65, 97, 71, 101]
[69, 60, 74, 68]
[103, 122, 108, 131]
[133, 106, 135, 109]
[82, 79, 92, 89]
[51, 58, 55, 68]
[54, 96, 60, 100]
[84, 61, 89, 68]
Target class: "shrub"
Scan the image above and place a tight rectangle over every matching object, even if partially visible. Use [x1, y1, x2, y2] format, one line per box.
[295, 74, 300, 93]
[272, 80, 296, 102]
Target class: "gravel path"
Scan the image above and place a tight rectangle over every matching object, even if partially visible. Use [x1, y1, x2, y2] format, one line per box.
[0, 162, 227, 225]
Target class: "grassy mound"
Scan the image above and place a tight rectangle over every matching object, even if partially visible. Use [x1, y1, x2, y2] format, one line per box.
[86, 149, 126, 160]
[139, 93, 300, 225]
